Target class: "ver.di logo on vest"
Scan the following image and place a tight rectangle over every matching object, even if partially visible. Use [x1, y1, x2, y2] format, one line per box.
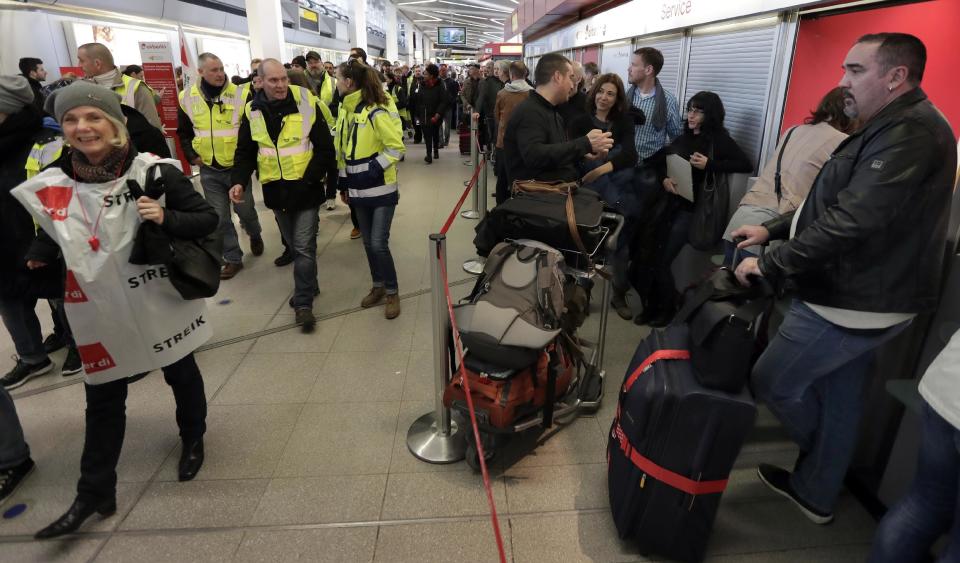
[64, 270, 88, 303]
[35, 186, 73, 221]
[77, 342, 116, 374]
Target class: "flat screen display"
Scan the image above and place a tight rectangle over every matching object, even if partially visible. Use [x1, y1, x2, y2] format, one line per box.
[437, 26, 466, 45]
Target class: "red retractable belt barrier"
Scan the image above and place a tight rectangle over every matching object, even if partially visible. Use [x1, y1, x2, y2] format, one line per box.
[433, 142, 505, 562]
[613, 349, 729, 497]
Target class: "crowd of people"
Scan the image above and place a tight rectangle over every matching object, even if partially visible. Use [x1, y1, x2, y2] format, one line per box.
[1, 29, 959, 559]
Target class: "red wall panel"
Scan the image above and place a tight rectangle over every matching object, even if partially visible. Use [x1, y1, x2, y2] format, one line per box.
[783, 0, 959, 137]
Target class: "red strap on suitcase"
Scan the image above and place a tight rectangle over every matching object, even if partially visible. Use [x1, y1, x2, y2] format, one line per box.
[615, 347, 728, 496]
[612, 421, 729, 496]
[622, 349, 690, 392]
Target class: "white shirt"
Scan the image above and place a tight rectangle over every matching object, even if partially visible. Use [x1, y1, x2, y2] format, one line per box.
[919, 328, 960, 430]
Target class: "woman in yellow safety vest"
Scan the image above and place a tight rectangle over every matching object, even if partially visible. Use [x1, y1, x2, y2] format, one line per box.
[335, 59, 405, 319]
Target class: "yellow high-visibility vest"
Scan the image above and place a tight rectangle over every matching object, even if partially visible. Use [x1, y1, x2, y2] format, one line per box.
[245, 85, 317, 183]
[114, 74, 143, 109]
[179, 82, 248, 167]
[25, 137, 64, 179]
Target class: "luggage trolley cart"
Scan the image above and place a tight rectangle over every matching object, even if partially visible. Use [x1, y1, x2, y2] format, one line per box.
[450, 212, 625, 470]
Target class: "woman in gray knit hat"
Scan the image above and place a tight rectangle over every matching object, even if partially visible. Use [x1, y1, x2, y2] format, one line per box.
[10, 80, 220, 539]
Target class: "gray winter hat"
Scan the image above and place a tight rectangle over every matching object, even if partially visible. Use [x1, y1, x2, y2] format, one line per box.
[0, 75, 35, 115]
[44, 80, 124, 124]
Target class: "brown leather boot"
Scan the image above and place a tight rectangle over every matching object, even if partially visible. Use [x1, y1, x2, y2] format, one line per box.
[384, 294, 401, 319]
[361, 287, 386, 308]
[220, 263, 243, 280]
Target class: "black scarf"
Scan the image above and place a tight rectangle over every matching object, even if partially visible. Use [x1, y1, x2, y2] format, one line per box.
[650, 78, 668, 131]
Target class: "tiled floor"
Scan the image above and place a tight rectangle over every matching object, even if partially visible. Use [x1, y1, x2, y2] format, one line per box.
[2, 143, 876, 562]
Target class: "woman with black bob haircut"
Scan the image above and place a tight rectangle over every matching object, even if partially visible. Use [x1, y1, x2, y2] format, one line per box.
[637, 90, 752, 327]
[568, 73, 639, 320]
[334, 59, 406, 319]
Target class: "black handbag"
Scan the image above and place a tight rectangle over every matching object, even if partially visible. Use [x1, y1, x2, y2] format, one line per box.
[128, 165, 223, 300]
[672, 265, 773, 392]
[687, 143, 730, 251]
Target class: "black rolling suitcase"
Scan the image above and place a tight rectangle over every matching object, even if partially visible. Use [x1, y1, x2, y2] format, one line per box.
[607, 325, 757, 562]
[459, 122, 471, 155]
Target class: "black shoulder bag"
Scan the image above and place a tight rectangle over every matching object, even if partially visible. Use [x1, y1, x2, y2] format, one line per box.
[129, 165, 223, 300]
[687, 141, 730, 251]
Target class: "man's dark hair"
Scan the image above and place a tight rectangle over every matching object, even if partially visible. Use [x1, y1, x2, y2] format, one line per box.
[123, 64, 143, 76]
[632, 47, 664, 76]
[424, 63, 440, 78]
[685, 91, 727, 135]
[291, 55, 307, 68]
[350, 47, 368, 63]
[19, 57, 43, 76]
[857, 32, 926, 84]
[509, 60, 528, 80]
[583, 61, 599, 76]
[534, 53, 571, 87]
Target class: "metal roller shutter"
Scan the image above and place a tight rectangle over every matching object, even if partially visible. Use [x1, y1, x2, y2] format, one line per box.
[633, 35, 683, 97]
[683, 25, 777, 171]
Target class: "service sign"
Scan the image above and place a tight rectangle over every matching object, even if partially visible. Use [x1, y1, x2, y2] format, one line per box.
[525, 0, 820, 54]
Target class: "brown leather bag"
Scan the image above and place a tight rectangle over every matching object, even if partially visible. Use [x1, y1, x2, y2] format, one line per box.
[511, 179, 590, 255]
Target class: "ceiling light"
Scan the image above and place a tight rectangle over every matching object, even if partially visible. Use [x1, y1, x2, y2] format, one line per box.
[437, 1, 513, 13]
[398, 0, 435, 4]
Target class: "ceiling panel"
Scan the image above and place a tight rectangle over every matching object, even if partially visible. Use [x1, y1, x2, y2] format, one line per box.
[396, 0, 515, 48]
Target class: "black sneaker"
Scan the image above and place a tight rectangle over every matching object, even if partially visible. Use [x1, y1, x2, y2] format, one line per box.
[1, 358, 53, 390]
[62, 347, 83, 376]
[274, 251, 294, 267]
[295, 308, 316, 333]
[757, 463, 834, 525]
[0, 458, 35, 507]
[43, 333, 66, 354]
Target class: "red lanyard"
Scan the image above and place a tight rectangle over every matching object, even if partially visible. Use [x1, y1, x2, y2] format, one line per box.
[72, 155, 128, 252]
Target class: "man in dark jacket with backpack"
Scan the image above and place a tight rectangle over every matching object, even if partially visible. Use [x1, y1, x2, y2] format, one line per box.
[502, 54, 613, 185]
[733, 33, 957, 525]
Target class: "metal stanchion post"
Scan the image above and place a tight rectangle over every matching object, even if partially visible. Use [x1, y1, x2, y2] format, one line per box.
[462, 148, 488, 275]
[461, 114, 480, 220]
[597, 268, 611, 371]
[407, 234, 467, 463]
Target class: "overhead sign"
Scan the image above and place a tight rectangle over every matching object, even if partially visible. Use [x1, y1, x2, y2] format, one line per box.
[300, 7, 320, 33]
[525, 0, 817, 53]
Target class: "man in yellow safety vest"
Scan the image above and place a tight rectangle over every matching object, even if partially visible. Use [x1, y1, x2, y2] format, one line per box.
[229, 59, 336, 332]
[177, 52, 264, 281]
[304, 51, 335, 110]
[77, 42, 162, 130]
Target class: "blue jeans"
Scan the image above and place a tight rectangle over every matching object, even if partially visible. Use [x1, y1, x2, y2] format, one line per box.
[0, 296, 48, 365]
[752, 300, 910, 513]
[870, 401, 960, 563]
[275, 207, 319, 308]
[199, 166, 262, 265]
[354, 204, 398, 293]
[0, 385, 29, 469]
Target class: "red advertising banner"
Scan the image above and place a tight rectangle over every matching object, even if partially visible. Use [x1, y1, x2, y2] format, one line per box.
[139, 41, 192, 171]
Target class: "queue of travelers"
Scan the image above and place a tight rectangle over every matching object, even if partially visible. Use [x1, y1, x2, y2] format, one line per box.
[1, 29, 958, 559]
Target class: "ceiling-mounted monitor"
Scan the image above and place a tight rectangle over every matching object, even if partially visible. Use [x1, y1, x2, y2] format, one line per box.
[437, 26, 466, 45]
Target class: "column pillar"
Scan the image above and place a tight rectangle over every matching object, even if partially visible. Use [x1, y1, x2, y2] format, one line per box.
[385, 2, 399, 63]
[244, 0, 284, 61]
[350, 0, 368, 53]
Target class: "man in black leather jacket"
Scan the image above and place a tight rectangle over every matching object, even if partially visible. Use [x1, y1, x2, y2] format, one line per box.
[731, 33, 956, 525]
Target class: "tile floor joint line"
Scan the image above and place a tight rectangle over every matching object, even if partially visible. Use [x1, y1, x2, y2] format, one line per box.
[0, 507, 614, 544]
